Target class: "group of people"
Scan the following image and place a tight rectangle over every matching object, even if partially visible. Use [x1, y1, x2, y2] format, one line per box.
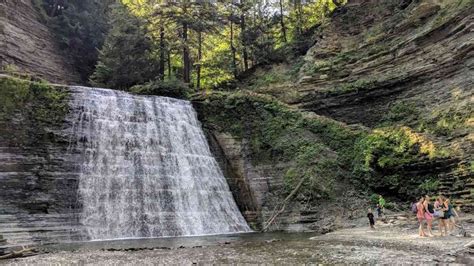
[415, 195, 458, 237]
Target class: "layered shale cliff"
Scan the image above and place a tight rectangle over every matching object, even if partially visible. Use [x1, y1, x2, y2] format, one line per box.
[196, 0, 474, 231]
[0, 0, 472, 240]
[0, 0, 78, 83]
[0, 76, 83, 248]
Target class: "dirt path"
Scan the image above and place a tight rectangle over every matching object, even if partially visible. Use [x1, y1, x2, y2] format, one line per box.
[3, 214, 473, 265]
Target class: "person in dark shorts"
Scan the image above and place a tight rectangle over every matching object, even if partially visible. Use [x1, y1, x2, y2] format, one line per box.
[376, 204, 382, 218]
[367, 208, 375, 229]
[439, 196, 449, 236]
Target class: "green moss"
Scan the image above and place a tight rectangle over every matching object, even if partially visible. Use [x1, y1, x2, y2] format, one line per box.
[418, 179, 440, 194]
[306, 51, 358, 76]
[129, 79, 189, 99]
[0, 77, 31, 119]
[0, 76, 69, 124]
[332, 78, 379, 94]
[418, 104, 472, 137]
[381, 101, 419, 124]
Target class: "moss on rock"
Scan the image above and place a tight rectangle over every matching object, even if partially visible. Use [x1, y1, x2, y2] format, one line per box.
[195, 91, 361, 200]
[0, 76, 70, 148]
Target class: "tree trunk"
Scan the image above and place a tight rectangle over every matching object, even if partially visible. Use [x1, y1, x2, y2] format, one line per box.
[294, 0, 303, 35]
[182, 22, 191, 83]
[196, 31, 202, 91]
[230, 15, 237, 77]
[167, 49, 171, 79]
[158, 26, 165, 81]
[240, 1, 249, 71]
[279, 0, 287, 42]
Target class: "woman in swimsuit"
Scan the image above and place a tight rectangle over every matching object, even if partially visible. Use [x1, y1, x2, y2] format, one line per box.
[416, 196, 426, 237]
[439, 196, 449, 236]
[423, 196, 435, 237]
[445, 198, 458, 232]
[434, 196, 445, 235]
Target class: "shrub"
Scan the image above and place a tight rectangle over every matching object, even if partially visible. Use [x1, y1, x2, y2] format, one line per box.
[129, 79, 190, 99]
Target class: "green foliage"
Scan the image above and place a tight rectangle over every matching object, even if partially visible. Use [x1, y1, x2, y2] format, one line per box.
[90, 3, 158, 90]
[129, 79, 189, 98]
[0, 76, 69, 124]
[352, 126, 448, 197]
[33, 0, 113, 82]
[418, 104, 472, 137]
[369, 193, 379, 205]
[113, 0, 345, 90]
[0, 77, 31, 119]
[383, 101, 419, 123]
[247, 71, 289, 89]
[418, 179, 440, 194]
[332, 78, 379, 94]
[354, 126, 441, 172]
[197, 91, 360, 201]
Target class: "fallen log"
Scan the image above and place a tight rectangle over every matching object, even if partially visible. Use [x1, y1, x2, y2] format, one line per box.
[262, 176, 308, 232]
[0, 248, 37, 260]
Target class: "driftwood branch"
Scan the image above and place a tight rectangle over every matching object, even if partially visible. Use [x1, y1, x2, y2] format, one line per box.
[262, 176, 307, 232]
[0, 248, 37, 260]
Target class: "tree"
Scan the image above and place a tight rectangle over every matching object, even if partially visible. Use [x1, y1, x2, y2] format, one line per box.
[35, 0, 113, 82]
[278, 0, 287, 43]
[90, 3, 158, 90]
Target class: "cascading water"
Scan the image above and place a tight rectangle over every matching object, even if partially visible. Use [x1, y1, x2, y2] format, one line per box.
[68, 87, 250, 240]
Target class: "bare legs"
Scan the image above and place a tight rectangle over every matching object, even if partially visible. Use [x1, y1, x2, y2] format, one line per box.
[439, 219, 448, 236]
[418, 219, 426, 237]
[426, 219, 434, 237]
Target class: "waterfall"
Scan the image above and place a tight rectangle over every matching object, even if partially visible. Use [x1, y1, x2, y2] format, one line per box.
[67, 87, 250, 240]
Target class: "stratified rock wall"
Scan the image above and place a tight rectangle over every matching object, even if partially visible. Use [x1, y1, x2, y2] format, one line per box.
[199, 0, 473, 228]
[0, 76, 83, 248]
[0, 0, 79, 83]
[241, 0, 473, 211]
[295, 0, 473, 210]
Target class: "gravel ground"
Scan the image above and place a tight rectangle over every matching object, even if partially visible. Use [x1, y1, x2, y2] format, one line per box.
[3, 214, 473, 265]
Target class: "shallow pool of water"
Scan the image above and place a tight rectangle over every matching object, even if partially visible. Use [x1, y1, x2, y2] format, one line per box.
[42, 232, 317, 253]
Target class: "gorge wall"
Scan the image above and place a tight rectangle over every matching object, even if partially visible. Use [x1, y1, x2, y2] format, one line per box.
[0, 76, 82, 248]
[196, 0, 473, 231]
[0, 0, 472, 244]
[0, 0, 79, 83]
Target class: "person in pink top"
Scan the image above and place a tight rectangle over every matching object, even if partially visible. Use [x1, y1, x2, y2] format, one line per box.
[416, 196, 426, 237]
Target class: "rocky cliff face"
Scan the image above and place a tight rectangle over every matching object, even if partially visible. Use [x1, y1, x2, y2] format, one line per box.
[0, 76, 83, 248]
[0, 0, 79, 83]
[194, 92, 368, 232]
[196, 0, 473, 231]
[294, 0, 473, 210]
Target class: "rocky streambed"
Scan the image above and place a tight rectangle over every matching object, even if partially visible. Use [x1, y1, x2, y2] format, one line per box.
[4, 213, 473, 265]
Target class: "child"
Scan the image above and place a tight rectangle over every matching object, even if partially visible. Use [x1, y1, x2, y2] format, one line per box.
[376, 204, 382, 218]
[367, 208, 375, 229]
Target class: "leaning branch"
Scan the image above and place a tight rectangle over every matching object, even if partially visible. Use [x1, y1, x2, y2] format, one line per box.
[262, 176, 307, 232]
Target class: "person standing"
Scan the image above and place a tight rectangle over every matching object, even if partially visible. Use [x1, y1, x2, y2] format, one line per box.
[416, 196, 427, 237]
[423, 196, 435, 237]
[445, 198, 458, 232]
[367, 208, 375, 229]
[378, 195, 386, 217]
[434, 196, 445, 235]
[439, 196, 449, 236]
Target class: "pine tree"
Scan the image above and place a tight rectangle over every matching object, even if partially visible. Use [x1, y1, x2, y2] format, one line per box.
[90, 3, 158, 90]
[36, 0, 113, 82]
